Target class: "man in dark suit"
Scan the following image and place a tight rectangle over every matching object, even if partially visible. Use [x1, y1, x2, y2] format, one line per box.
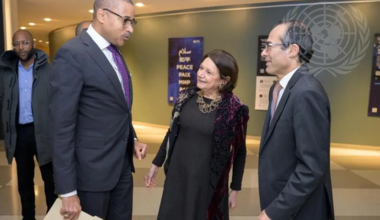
[258, 20, 334, 220]
[50, 0, 148, 220]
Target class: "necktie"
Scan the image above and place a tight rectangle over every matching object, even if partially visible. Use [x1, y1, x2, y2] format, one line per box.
[271, 82, 282, 120]
[108, 44, 130, 107]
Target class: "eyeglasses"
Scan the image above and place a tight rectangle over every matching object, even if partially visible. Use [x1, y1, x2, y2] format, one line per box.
[263, 42, 284, 51]
[103, 8, 137, 28]
[12, 41, 31, 48]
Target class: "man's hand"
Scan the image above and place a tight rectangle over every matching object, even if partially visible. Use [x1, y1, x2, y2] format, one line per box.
[145, 164, 159, 190]
[134, 140, 148, 160]
[61, 195, 81, 220]
[229, 190, 238, 210]
[258, 210, 271, 220]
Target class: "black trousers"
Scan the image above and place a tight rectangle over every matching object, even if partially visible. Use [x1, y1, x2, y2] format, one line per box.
[14, 123, 57, 220]
[78, 154, 133, 220]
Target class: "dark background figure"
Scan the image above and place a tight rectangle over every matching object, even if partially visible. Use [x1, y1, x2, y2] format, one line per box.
[0, 29, 57, 220]
[75, 20, 92, 36]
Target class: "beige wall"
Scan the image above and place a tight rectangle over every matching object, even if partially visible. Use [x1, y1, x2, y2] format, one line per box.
[48, 24, 76, 61]
[47, 2, 380, 146]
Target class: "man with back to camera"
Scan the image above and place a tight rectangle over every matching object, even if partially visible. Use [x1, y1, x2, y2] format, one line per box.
[75, 21, 92, 36]
[0, 30, 57, 220]
[50, 0, 148, 220]
[257, 20, 335, 220]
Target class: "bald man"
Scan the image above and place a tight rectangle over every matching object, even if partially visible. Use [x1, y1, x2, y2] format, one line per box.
[75, 21, 92, 36]
[0, 30, 57, 220]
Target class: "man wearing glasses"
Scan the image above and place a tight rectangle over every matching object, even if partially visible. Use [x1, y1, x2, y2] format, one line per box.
[50, 0, 148, 220]
[0, 30, 57, 220]
[257, 20, 334, 220]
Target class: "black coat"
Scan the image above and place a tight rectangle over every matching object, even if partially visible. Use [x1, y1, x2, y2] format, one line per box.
[0, 49, 51, 166]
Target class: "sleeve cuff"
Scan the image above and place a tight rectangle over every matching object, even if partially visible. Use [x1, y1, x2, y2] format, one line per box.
[60, 190, 77, 197]
[230, 182, 242, 191]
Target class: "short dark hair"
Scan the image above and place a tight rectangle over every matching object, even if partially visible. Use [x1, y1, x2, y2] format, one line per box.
[278, 19, 314, 63]
[93, 0, 134, 19]
[75, 21, 91, 36]
[202, 50, 239, 93]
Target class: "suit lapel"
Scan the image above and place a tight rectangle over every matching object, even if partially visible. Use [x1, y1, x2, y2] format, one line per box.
[80, 33, 128, 109]
[259, 85, 273, 153]
[260, 65, 309, 154]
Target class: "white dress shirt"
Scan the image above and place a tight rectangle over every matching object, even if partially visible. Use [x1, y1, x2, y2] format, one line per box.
[61, 25, 126, 198]
[87, 24, 126, 93]
[276, 66, 301, 107]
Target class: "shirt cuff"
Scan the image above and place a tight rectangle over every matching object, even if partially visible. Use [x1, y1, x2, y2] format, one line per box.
[60, 190, 77, 197]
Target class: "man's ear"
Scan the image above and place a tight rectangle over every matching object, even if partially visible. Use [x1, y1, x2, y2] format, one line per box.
[288, 44, 300, 59]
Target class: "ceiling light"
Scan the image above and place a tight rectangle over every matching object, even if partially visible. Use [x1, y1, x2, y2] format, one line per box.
[33, 39, 36, 41]
[39, 40, 42, 42]
[20, 27, 26, 30]
[136, 2, 144, 7]
[29, 23, 35, 26]
[44, 18, 51, 22]
[46, 42, 49, 44]
[89, 9, 94, 13]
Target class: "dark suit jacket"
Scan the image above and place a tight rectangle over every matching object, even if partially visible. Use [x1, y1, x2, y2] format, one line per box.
[258, 65, 335, 220]
[50, 31, 136, 194]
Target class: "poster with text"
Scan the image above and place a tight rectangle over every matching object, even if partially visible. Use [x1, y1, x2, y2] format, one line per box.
[368, 34, 380, 116]
[255, 35, 277, 110]
[168, 37, 203, 104]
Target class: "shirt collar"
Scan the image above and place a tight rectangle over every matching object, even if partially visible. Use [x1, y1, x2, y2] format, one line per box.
[86, 24, 111, 50]
[279, 66, 300, 90]
[18, 58, 35, 71]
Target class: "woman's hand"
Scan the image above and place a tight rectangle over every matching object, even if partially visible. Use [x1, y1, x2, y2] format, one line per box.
[229, 190, 238, 210]
[145, 164, 159, 190]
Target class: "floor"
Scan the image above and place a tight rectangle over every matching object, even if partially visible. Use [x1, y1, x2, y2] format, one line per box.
[0, 122, 380, 220]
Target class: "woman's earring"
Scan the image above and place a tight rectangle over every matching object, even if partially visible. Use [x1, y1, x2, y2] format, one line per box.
[219, 83, 225, 90]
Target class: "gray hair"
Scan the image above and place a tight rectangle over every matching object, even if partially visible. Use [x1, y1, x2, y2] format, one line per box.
[278, 19, 314, 64]
[93, 0, 134, 18]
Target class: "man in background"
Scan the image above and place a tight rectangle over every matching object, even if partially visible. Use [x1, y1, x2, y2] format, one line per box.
[75, 20, 92, 36]
[0, 30, 57, 220]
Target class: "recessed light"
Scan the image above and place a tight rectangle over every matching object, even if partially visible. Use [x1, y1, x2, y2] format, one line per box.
[29, 23, 35, 26]
[44, 18, 51, 22]
[39, 40, 42, 42]
[46, 42, 49, 44]
[33, 39, 36, 41]
[20, 27, 27, 30]
[136, 2, 144, 7]
[89, 9, 94, 13]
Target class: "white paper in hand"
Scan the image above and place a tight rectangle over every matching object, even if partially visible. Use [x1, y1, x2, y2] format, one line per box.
[44, 198, 104, 220]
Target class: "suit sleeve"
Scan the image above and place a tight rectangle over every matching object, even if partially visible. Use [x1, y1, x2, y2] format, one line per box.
[0, 71, 4, 106]
[230, 105, 249, 191]
[265, 90, 330, 219]
[152, 104, 177, 167]
[49, 44, 83, 195]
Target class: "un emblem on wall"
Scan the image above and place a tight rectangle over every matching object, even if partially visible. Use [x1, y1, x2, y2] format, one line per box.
[283, 4, 370, 77]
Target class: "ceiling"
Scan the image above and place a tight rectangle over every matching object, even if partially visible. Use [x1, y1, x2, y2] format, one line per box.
[18, 0, 297, 43]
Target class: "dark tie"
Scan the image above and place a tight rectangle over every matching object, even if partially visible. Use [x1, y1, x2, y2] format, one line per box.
[107, 44, 130, 107]
[271, 82, 282, 120]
